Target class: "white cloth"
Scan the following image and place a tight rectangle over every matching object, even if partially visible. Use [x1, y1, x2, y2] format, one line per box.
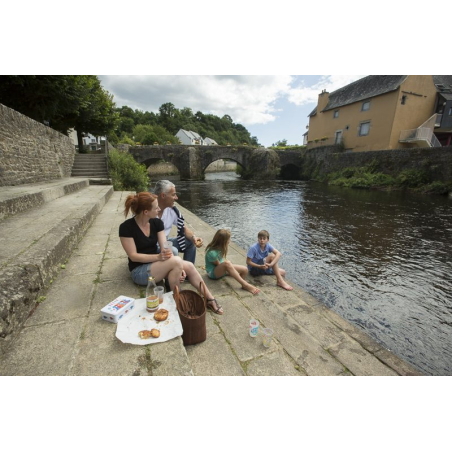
[160, 207, 178, 237]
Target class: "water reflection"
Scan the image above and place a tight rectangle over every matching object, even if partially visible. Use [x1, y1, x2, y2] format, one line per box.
[174, 173, 452, 375]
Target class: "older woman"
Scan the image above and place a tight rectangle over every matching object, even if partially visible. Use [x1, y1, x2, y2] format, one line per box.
[119, 192, 223, 314]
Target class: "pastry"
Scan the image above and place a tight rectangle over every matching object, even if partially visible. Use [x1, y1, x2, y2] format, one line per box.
[154, 309, 169, 322]
[138, 329, 160, 339]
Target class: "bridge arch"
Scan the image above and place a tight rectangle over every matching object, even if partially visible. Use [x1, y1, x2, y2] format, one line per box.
[128, 145, 301, 180]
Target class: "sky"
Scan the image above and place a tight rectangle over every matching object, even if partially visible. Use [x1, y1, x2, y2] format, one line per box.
[99, 75, 365, 147]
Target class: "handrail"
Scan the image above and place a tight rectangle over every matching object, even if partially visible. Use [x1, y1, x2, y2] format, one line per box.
[399, 127, 441, 147]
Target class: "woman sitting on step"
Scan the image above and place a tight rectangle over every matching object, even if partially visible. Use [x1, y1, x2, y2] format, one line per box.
[119, 192, 223, 314]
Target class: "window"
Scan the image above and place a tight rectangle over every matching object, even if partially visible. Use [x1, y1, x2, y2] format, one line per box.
[449, 107, 452, 116]
[335, 130, 343, 144]
[359, 121, 371, 136]
[361, 101, 370, 111]
[333, 110, 339, 118]
[401, 95, 407, 105]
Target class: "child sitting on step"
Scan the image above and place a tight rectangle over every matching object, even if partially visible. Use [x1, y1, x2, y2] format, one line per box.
[246, 230, 293, 291]
[205, 229, 260, 298]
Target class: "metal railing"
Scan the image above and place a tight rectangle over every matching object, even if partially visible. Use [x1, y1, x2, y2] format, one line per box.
[399, 127, 441, 147]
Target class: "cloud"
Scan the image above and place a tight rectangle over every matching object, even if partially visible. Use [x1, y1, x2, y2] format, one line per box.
[287, 75, 366, 106]
[100, 75, 294, 126]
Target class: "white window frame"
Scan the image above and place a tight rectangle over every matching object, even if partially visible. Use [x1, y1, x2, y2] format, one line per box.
[335, 130, 343, 144]
[361, 101, 371, 111]
[358, 121, 371, 136]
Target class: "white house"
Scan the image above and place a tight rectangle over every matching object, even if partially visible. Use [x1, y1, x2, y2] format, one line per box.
[69, 129, 105, 151]
[203, 137, 218, 145]
[176, 129, 204, 145]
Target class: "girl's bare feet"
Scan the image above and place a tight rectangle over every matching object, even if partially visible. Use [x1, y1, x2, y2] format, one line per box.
[242, 284, 260, 295]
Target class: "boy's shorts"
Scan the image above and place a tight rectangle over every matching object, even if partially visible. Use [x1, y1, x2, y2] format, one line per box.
[249, 267, 274, 276]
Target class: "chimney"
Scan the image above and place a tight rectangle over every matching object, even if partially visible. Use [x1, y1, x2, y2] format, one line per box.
[317, 89, 330, 112]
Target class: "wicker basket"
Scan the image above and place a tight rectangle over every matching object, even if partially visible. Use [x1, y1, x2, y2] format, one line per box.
[174, 282, 207, 346]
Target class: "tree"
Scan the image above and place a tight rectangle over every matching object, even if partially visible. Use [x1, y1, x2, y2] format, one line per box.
[0, 75, 118, 149]
[72, 76, 118, 151]
[272, 139, 288, 147]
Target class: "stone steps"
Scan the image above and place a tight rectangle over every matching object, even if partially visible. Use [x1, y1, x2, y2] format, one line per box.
[71, 154, 109, 179]
[0, 180, 113, 352]
[0, 178, 89, 221]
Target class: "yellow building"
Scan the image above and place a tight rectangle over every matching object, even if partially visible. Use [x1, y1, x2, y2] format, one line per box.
[307, 75, 452, 152]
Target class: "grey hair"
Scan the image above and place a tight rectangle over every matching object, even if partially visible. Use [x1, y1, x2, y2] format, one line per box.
[154, 180, 175, 196]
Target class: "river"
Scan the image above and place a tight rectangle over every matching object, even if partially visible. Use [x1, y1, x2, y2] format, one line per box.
[164, 172, 452, 375]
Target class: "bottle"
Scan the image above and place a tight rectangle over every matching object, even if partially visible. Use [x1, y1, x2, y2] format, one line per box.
[146, 276, 159, 312]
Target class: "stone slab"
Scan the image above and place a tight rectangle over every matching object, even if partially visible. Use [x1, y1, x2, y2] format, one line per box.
[70, 315, 147, 376]
[246, 348, 306, 376]
[328, 337, 399, 376]
[185, 331, 245, 376]
[0, 318, 84, 376]
[25, 274, 95, 326]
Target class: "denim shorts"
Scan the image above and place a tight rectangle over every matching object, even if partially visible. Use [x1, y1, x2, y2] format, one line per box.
[131, 263, 151, 286]
[249, 266, 274, 276]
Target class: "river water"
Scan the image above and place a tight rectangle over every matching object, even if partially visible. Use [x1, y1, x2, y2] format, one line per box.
[168, 172, 452, 375]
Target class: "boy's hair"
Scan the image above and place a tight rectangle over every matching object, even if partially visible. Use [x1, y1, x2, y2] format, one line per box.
[206, 229, 231, 259]
[258, 230, 270, 239]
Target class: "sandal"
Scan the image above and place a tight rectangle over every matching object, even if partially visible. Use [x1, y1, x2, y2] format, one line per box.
[206, 298, 224, 315]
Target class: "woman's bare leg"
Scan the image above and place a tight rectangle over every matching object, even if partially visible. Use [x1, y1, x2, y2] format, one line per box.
[183, 262, 224, 313]
[150, 256, 184, 291]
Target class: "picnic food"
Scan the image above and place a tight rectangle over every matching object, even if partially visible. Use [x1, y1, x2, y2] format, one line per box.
[154, 309, 169, 322]
[138, 329, 160, 339]
[195, 238, 203, 248]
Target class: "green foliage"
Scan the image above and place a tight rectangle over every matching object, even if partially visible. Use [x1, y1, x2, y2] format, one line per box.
[420, 181, 452, 194]
[327, 166, 395, 189]
[114, 103, 259, 146]
[396, 169, 430, 187]
[108, 148, 150, 192]
[132, 124, 178, 145]
[272, 139, 288, 147]
[0, 75, 118, 139]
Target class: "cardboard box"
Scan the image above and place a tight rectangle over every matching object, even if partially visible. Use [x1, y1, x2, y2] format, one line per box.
[101, 296, 135, 323]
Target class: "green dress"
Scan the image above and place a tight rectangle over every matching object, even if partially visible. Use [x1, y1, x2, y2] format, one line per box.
[205, 249, 224, 279]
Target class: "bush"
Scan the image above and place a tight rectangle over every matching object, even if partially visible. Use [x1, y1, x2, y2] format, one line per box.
[108, 148, 150, 192]
[397, 169, 430, 187]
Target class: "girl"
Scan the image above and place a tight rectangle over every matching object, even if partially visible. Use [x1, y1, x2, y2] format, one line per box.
[205, 229, 260, 297]
[119, 192, 222, 314]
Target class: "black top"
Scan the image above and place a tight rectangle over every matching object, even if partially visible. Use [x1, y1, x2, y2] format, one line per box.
[119, 217, 164, 271]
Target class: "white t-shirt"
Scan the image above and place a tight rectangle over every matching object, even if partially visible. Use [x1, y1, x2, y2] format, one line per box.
[160, 207, 178, 237]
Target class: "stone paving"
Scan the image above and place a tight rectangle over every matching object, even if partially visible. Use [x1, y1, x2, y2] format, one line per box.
[0, 191, 423, 376]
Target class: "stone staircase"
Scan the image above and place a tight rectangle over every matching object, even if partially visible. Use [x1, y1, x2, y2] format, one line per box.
[71, 153, 111, 184]
[0, 178, 113, 353]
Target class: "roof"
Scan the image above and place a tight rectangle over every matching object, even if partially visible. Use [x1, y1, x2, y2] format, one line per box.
[433, 75, 452, 93]
[177, 129, 202, 141]
[308, 75, 452, 117]
[321, 75, 407, 112]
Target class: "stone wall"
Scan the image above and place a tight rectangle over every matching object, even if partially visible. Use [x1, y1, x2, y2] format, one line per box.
[0, 103, 76, 186]
[301, 145, 452, 182]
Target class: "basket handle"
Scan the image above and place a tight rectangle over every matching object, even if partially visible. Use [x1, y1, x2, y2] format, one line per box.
[174, 285, 181, 311]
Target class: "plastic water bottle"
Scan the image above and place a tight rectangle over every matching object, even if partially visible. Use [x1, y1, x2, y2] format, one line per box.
[146, 276, 158, 312]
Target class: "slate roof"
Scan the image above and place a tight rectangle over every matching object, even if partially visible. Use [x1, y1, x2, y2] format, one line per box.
[321, 75, 407, 112]
[308, 75, 452, 117]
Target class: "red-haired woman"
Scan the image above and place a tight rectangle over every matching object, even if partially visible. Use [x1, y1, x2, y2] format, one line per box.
[119, 192, 223, 313]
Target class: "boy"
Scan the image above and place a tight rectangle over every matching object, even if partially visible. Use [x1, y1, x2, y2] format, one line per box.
[246, 230, 293, 291]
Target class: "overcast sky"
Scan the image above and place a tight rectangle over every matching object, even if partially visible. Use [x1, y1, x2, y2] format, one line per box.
[99, 75, 365, 147]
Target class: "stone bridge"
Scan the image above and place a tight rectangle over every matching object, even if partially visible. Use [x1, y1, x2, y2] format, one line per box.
[127, 145, 303, 180]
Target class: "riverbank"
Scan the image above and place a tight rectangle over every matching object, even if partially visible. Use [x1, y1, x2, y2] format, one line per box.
[1, 188, 421, 375]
